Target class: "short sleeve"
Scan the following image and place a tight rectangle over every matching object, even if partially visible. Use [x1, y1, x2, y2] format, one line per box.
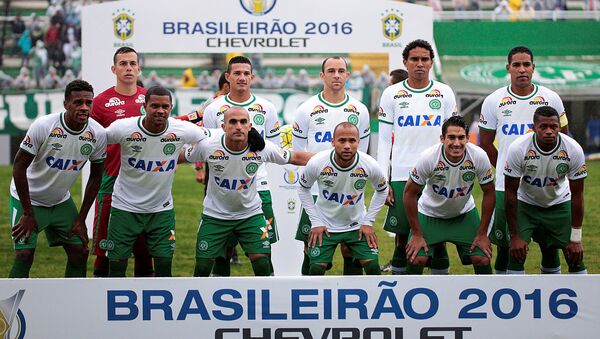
[503, 142, 523, 178]
[89, 129, 107, 163]
[479, 95, 498, 131]
[299, 157, 320, 189]
[20, 118, 47, 155]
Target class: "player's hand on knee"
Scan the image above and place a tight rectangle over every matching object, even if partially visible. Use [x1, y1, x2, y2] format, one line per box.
[385, 185, 394, 207]
[67, 217, 89, 249]
[308, 226, 329, 248]
[406, 234, 427, 264]
[12, 214, 37, 243]
[470, 233, 492, 259]
[509, 236, 528, 263]
[566, 241, 584, 266]
[358, 225, 378, 248]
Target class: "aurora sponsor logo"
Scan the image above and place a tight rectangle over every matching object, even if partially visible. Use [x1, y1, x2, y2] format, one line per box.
[216, 105, 231, 117]
[126, 132, 146, 142]
[160, 133, 181, 142]
[79, 131, 97, 143]
[242, 151, 261, 161]
[552, 150, 570, 161]
[499, 96, 516, 107]
[248, 103, 266, 114]
[524, 150, 540, 160]
[22, 135, 33, 148]
[344, 105, 358, 113]
[529, 96, 549, 106]
[209, 150, 230, 161]
[320, 166, 337, 177]
[460, 160, 476, 171]
[49, 127, 67, 139]
[425, 89, 443, 98]
[393, 89, 412, 99]
[350, 167, 368, 178]
[104, 97, 125, 107]
[310, 105, 328, 116]
[434, 161, 449, 172]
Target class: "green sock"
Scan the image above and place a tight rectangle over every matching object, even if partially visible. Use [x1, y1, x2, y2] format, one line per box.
[363, 260, 381, 275]
[568, 261, 587, 273]
[495, 246, 509, 272]
[507, 258, 525, 272]
[540, 246, 561, 270]
[343, 257, 363, 275]
[309, 264, 327, 275]
[211, 256, 231, 277]
[134, 255, 154, 277]
[9, 259, 33, 278]
[406, 263, 424, 275]
[194, 258, 215, 277]
[109, 260, 128, 277]
[474, 264, 492, 275]
[65, 259, 87, 278]
[301, 253, 310, 275]
[430, 244, 450, 271]
[391, 246, 407, 274]
[250, 256, 271, 276]
[154, 257, 172, 277]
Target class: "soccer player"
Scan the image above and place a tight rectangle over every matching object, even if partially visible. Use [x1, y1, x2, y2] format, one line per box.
[202, 56, 280, 276]
[292, 56, 370, 276]
[90, 47, 153, 277]
[377, 39, 457, 275]
[504, 106, 587, 274]
[182, 106, 313, 277]
[479, 46, 569, 274]
[404, 116, 494, 274]
[9, 80, 107, 278]
[299, 122, 388, 275]
[105, 86, 210, 277]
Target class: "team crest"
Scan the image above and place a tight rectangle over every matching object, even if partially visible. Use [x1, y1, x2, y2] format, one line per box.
[253, 114, 265, 125]
[113, 9, 135, 41]
[382, 11, 402, 41]
[354, 179, 367, 190]
[80, 144, 92, 156]
[163, 143, 176, 155]
[240, 0, 277, 16]
[246, 162, 259, 175]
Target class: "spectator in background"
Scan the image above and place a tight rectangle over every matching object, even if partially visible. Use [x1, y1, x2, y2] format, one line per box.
[30, 25, 44, 48]
[144, 71, 163, 88]
[296, 69, 311, 91]
[17, 28, 32, 67]
[196, 70, 214, 90]
[30, 40, 48, 88]
[361, 64, 376, 88]
[453, 0, 469, 11]
[163, 74, 177, 88]
[181, 68, 197, 88]
[519, 0, 536, 19]
[14, 67, 35, 90]
[11, 14, 26, 55]
[60, 69, 76, 87]
[45, 22, 63, 70]
[347, 71, 365, 90]
[261, 69, 280, 89]
[280, 68, 298, 88]
[41, 66, 62, 89]
[0, 71, 14, 89]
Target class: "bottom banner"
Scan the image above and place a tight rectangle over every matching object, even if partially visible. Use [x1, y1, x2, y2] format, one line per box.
[0, 275, 598, 338]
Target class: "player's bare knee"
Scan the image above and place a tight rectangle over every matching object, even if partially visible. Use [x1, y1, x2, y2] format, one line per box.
[413, 256, 428, 266]
[63, 244, 89, 261]
[14, 249, 35, 263]
[248, 253, 268, 262]
[471, 255, 490, 266]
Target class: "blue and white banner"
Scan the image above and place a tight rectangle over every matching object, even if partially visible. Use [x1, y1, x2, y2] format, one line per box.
[0, 275, 599, 338]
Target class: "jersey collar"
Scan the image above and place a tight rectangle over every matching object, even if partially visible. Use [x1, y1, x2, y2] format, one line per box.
[221, 134, 249, 155]
[441, 144, 466, 167]
[403, 79, 433, 93]
[318, 92, 349, 108]
[224, 94, 256, 107]
[330, 149, 359, 172]
[533, 132, 562, 156]
[507, 84, 538, 100]
[60, 112, 88, 135]
[138, 116, 169, 136]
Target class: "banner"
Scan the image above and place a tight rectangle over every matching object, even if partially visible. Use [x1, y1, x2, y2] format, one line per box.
[0, 275, 599, 338]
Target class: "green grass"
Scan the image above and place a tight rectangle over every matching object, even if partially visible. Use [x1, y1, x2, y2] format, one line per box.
[1, 162, 599, 277]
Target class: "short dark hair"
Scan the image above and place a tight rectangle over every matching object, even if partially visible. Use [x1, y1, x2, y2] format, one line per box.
[508, 46, 533, 64]
[113, 47, 138, 64]
[533, 106, 560, 123]
[321, 56, 348, 73]
[227, 56, 252, 73]
[333, 121, 359, 138]
[442, 116, 468, 136]
[218, 72, 229, 90]
[65, 80, 93, 100]
[403, 39, 434, 61]
[145, 86, 172, 103]
[389, 69, 408, 85]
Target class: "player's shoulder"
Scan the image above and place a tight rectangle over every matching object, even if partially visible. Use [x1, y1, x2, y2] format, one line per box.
[87, 117, 106, 134]
[94, 86, 116, 100]
[466, 143, 488, 160]
[37, 112, 61, 125]
[423, 143, 443, 158]
[560, 133, 584, 153]
[357, 151, 381, 168]
[252, 94, 275, 107]
[431, 79, 453, 92]
[510, 133, 533, 151]
[308, 149, 333, 165]
[296, 93, 321, 112]
[110, 116, 138, 129]
[381, 81, 404, 97]
[535, 84, 559, 97]
[346, 94, 369, 111]
[203, 95, 228, 111]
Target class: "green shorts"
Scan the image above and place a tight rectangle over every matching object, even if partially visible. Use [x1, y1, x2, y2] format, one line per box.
[410, 209, 485, 264]
[295, 195, 317, 242]
[307, 230, 379, 264]
[383, 181, 412, 235]
[197, 213, 271, 259]
[106, 207, 175, 259]
[489, 191, 509, 247]
[517, 200, 571, 249]
[224, 191, 278, 251]
[10, 196, 81, 250]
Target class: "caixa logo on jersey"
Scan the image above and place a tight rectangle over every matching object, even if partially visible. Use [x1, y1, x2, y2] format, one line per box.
[128, 158, 176, 172]
[432, 183, 474, 199]
[46, 157, 86, 171]
[0, 290, 26, 339]
[322, 190, 364, 205]
[240, 0, 277, 16]
[397, 115, 441, 127]
[501, 123, 533, 136]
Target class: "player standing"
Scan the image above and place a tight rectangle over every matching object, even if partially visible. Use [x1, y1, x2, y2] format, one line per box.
[377, 40, 457, 275]
[504, 106, 586, 274]
[404, 116, 494, 274]
[292, 56, 371, 275]
[479, 46, 569, 274]
[299, 122, 388, 275]
[9, 80, 106, 278]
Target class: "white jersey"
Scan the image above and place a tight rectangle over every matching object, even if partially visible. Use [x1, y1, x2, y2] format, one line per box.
[299, 150, 388, 232]
[409, 143, 493, 219]
[504, 133, 586, 207]
[203, 94, 280, 191]
[479, 84, 568, 191]
[292, 92, 370, 194]
[378, 80, 457, 181]
[106, 117, 210, 213]
[185, 136, 292, 220]
[10, 113, 107, 207]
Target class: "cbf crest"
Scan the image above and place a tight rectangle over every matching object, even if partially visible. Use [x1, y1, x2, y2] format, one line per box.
[382, 9, 402, 41]
[113, 8, 135, 41]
